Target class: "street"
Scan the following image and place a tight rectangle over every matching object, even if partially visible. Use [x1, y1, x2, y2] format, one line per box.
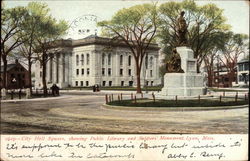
[0, 92, 248, 134]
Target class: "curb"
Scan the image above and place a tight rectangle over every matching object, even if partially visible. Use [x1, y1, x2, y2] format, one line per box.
[102, 104, 249, 112]
[0, 95, 71, 103]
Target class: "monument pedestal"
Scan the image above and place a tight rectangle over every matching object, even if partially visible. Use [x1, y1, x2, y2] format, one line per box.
[161, 46, 205, 96]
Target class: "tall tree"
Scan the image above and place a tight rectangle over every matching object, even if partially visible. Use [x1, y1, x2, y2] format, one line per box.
[159, 0, 230, 73]
[202, 31, 227, 87]
[1, 7, 28, 89]
[98, 4, 159, 93]
[217, 32, 249, 87]
[17, 2, 54, 95]
[31, 2, 68, 96]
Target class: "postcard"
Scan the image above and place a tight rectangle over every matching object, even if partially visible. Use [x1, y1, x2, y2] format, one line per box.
[1, 0, 249, 160]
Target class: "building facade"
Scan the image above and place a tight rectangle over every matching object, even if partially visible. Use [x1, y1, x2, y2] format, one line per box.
[212, 62, 237, 88]
[233, 58, 249, 87]
[0, 60, 29, 89]
[35, 36, 161, 88]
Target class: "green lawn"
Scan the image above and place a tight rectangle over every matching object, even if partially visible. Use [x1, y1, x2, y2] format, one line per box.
[208, 87, 249, 92]
[107, 98, 248, 107]
[63, 86, 163, 91]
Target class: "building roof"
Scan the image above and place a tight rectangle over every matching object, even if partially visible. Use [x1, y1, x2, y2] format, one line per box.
[0, 64, 16, 73]
[53, 35, 160, 51]
[238, 58, 249, 64]
[0, 63, 27, 73]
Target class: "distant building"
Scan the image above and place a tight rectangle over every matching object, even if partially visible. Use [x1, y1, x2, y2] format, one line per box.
[212, 62, 237, 88]
[34, 35, 161, 88]
[233, 58, 249, 87]
[0, 60, 29, 89]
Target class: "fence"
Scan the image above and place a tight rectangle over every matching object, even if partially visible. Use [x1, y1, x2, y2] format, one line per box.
[104, 91, 249, 105]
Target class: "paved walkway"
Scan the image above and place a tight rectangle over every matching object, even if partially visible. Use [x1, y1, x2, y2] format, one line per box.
[1, 93, 248, 134]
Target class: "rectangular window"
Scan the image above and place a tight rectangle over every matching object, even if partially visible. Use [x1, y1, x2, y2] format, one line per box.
[81, 81, 83, 86]
[102, 68, 105, 76]
[75, 81, 78, 86]
[129, 81, 133, 87]
[102, 54, 105, 65]
[76, 55, 79, 66]
[120, 69, 123, 76]
[76, 69, 79, 75]
[109, 81, 112, 86]
[128, 69, 131, 76]
[40, 71, 42, 78]
[245, 63, 249, 71]
[108, 54, 111, 65]
[108, 68, 111, 76]
[239, 64, 244, 71]
[128, 56, 131, 66]
[121, 81, 124, 86]
[87, 68, 90, 75]
[120, 55, 123, 66]
[150, 70, 153, 77]
[87, 54, 90, 65]
[81, 69, 84, 75]
[86, 81, 89, 86]
[102, 81, 106, 86]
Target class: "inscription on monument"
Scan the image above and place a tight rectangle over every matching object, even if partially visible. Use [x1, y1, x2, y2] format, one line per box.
[187, 61, 195, 72]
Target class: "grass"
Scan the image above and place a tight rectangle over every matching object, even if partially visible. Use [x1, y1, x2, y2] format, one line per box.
[63, 86, 163, 91]
[107, 98, 249, 107]
[208, 87, 249, 92]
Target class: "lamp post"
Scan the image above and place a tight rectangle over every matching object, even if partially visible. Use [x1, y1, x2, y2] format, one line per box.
[11, 78, 17, 88]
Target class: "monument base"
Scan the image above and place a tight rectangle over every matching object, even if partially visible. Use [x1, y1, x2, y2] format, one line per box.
[161, 73, 205, 96]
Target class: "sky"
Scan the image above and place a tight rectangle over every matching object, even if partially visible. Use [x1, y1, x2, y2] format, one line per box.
[3, 0, 249, 40]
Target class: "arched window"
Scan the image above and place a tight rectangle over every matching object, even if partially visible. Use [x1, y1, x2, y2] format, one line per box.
[81, 54, 84, 65]
[150, 56, 153, 68]
[120, 55, 123, 66]
[145, 55, 148, 69]
[102, 54, 105, 65]
[128, 55, 131, 66]
[87, 54, 90, 65]
[108, 54, 111, 65]
[76, 55, 79, 66]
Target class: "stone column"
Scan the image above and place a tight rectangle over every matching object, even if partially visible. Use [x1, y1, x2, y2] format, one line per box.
[52, 54, 57, 83]
[68, 52, 73, 86]
[49, 57, 53, 82]
[115, 52, 120, 86]
[47, 58, 50, 82]
[59, 52, 64, 85]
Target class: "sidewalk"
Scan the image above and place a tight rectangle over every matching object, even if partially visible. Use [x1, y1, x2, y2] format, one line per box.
[0, 95, 72, 103]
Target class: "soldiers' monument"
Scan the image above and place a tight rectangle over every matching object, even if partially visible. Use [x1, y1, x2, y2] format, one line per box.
[161, 11, 205, 96]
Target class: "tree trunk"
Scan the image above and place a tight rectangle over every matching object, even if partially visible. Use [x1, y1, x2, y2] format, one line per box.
[42, 55, 48, 97]
[2, 56, 7, 89]
[135, 62, 142, 93]
[228, 71, 235, 87]
[28, 58, 32, 95]
[207, 70, 213, 87]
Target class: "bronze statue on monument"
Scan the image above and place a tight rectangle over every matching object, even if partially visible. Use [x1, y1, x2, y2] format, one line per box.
[165, 48, 184, 73]
[177, 11, 188, 46]
[165, 11, 188, 73]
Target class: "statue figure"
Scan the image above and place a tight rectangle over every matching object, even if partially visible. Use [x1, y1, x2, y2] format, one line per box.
[166, 48, 184, 73]
[177, 11, 188, 46]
